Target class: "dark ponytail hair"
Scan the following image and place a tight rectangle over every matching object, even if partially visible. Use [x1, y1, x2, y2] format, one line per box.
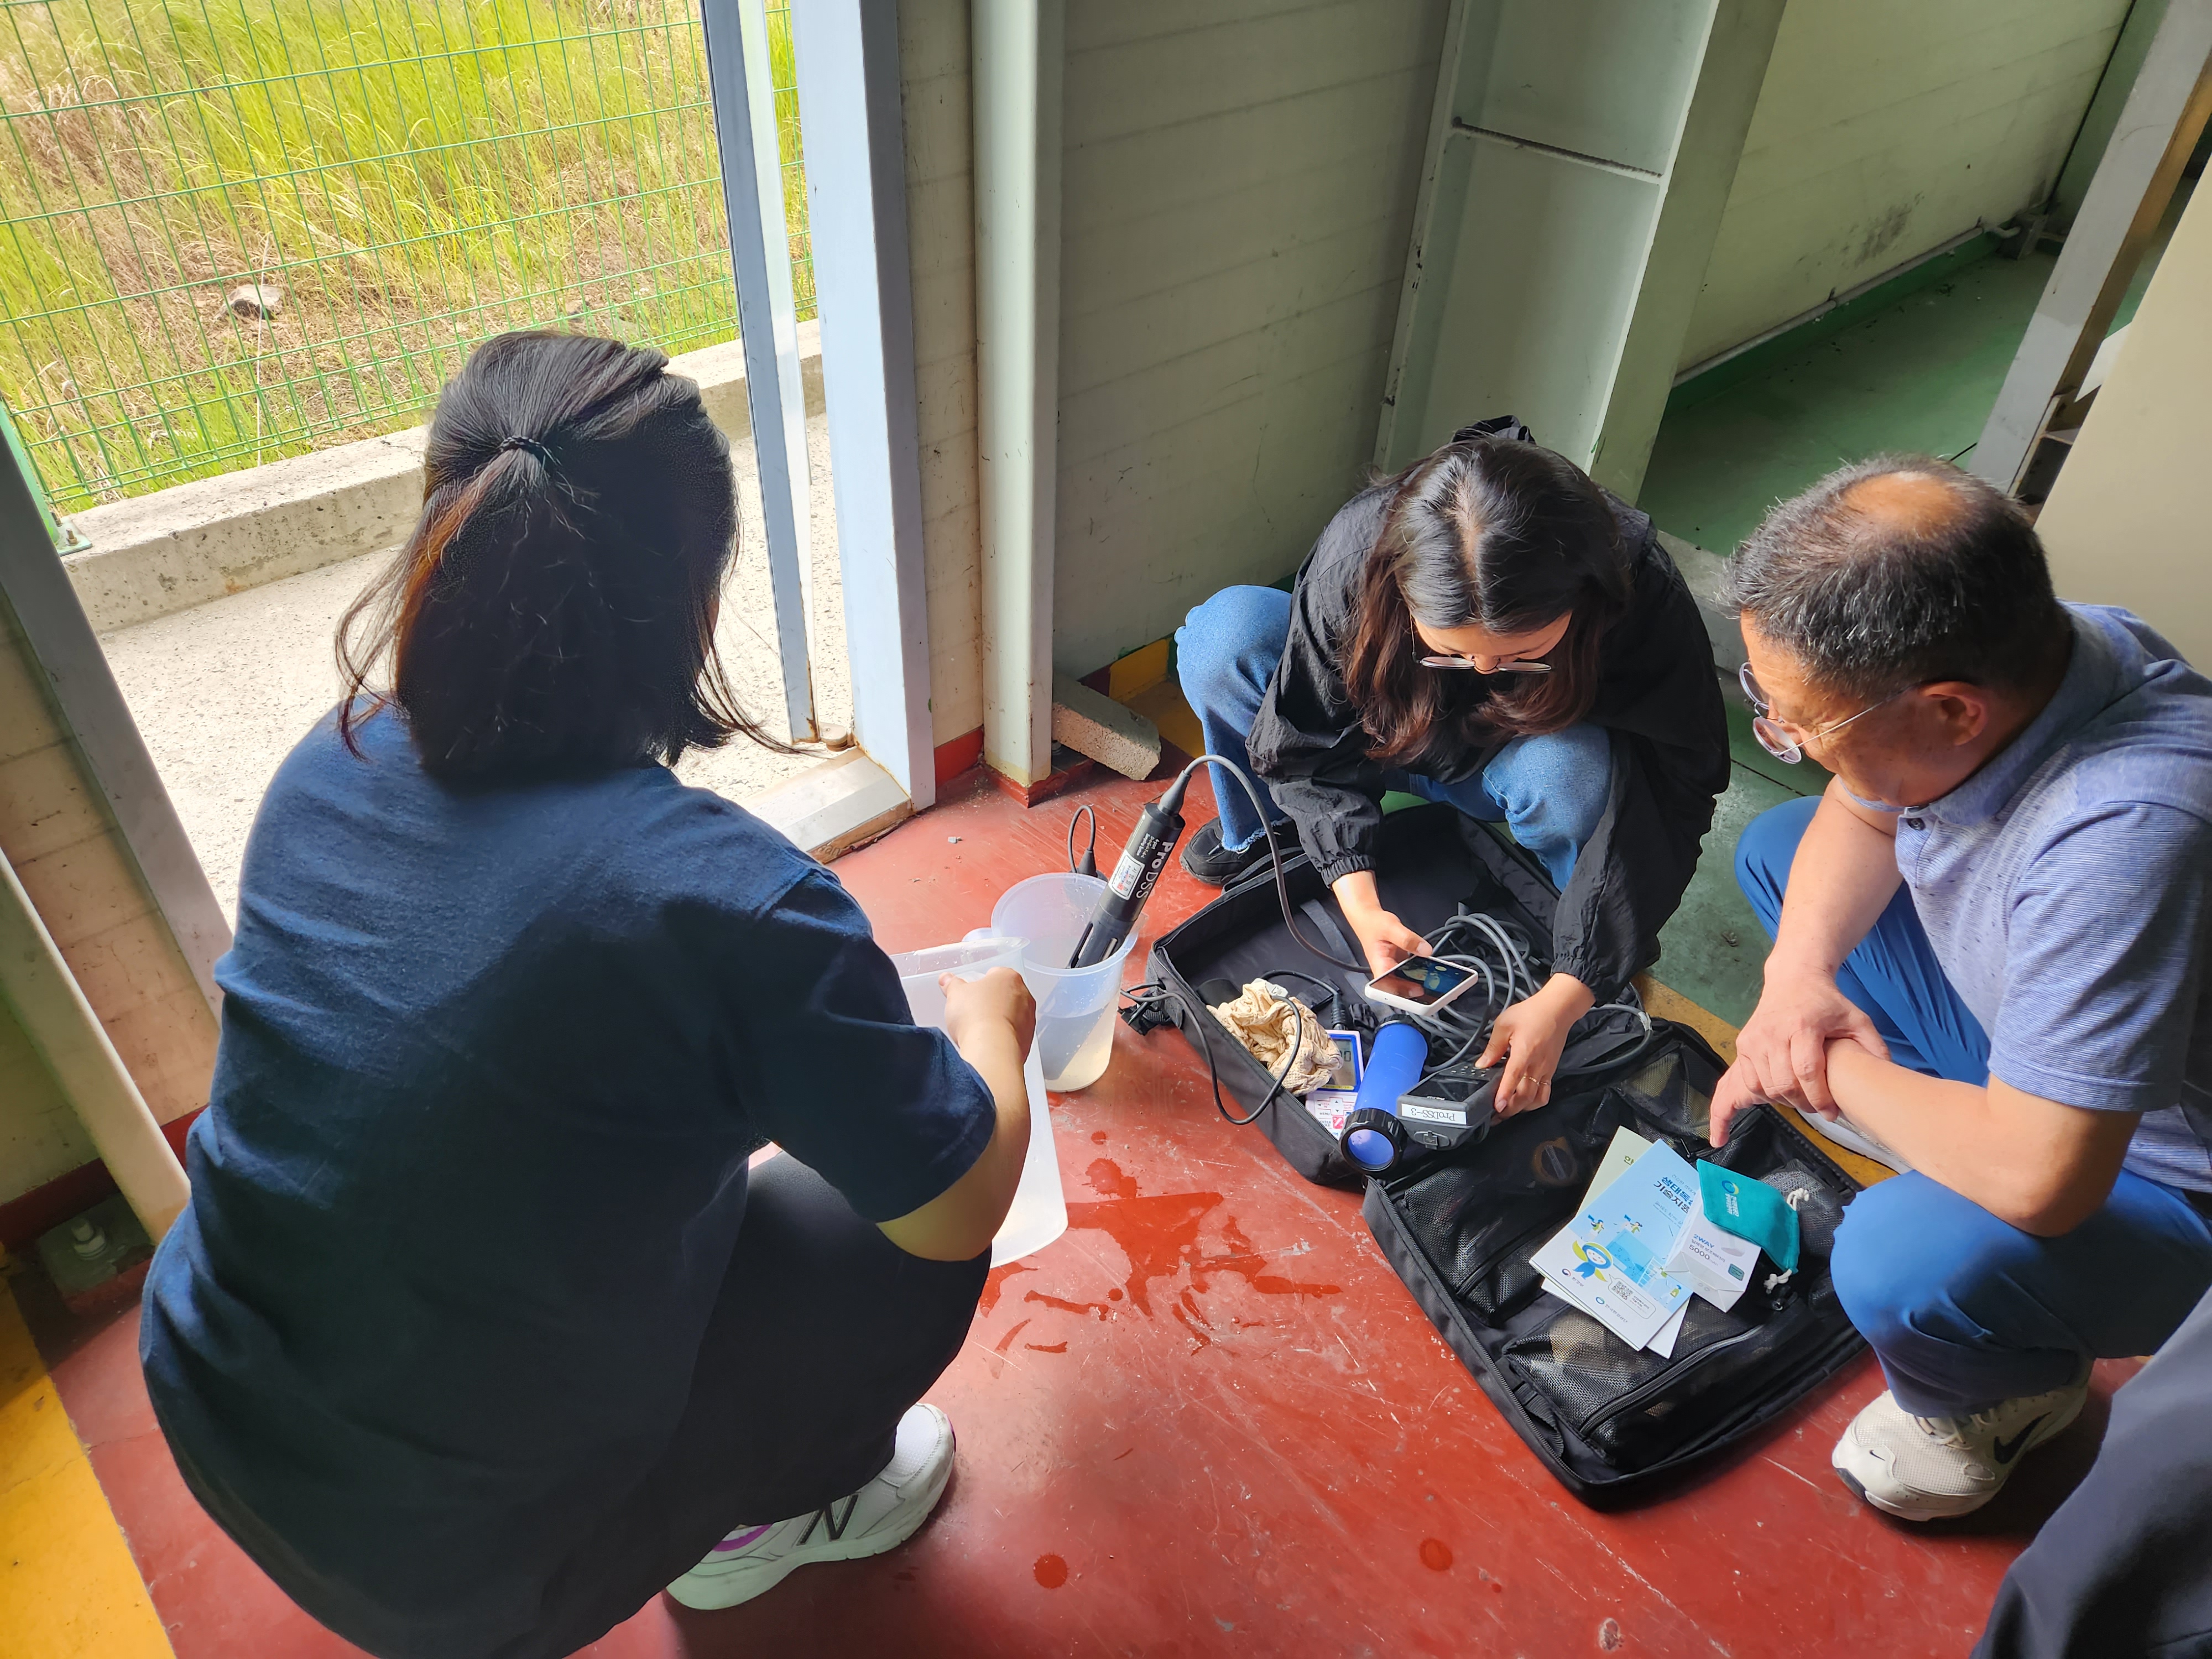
[1341, 436, 1629, 763]
[337, 331, 785, 779]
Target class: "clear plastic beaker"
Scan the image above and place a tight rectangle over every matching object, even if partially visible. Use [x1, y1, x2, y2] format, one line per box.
[989, 873, 1138, 1091]
[890, 937, 1067, 1266]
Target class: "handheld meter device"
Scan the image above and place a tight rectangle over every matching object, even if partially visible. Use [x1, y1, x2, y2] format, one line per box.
[1337, 1030, 1502, 1176]
[1337, 1021, 1428, 1173]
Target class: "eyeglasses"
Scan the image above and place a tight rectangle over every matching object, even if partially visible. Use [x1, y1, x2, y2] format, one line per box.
[1415, 615, 1561, 674]
[1420, 653, 1552, 674]
[1738, 662, 1907, 763]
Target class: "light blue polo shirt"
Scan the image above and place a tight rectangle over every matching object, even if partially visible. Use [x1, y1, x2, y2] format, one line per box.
[1893, 604, 2212, 1192]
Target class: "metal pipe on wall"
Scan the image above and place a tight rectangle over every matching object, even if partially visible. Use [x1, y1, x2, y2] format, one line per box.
[0, 849, 189, 1242]
[973, 0, 1063, 789]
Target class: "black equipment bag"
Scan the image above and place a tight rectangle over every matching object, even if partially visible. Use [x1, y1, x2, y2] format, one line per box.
[1144, 804, 1866, 1504]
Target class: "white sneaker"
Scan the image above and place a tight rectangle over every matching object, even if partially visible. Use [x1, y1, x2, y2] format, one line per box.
[1832, 1375, 2089, 1521]
[666, 1404, 956, 1610]
[1804, 1111, 1912, 1173]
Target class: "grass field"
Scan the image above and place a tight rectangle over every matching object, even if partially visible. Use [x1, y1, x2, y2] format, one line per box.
[0, 0, 806, 511]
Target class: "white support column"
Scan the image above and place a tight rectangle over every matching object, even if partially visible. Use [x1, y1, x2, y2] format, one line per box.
[972, 0, 1063, 790]
[1375, 0, 1783, 497]
[791, 0, 936, 807]
[1, 851, 189, 1242]
[1589, 0, 1785, 500]
[1969, 0, 2212, 495]
[701, 0, 820, 743]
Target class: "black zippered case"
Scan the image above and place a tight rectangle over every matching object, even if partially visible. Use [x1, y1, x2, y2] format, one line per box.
[1143, 805, 1866, 1503]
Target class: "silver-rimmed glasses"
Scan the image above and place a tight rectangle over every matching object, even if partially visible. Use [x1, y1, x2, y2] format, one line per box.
[1739, 662, 1906, 763]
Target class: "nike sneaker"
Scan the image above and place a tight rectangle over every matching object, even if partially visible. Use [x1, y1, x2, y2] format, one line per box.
[1831, 1373, 2089, 1521]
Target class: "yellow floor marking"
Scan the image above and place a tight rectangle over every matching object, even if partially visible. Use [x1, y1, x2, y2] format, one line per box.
[1637, 975, 1894, 1188]
[1105, 638, 1171, 701]
[0, 1276, 174, 1659]
[1636, 975, 1739, 1062]
[1121, 677, 1204, 764]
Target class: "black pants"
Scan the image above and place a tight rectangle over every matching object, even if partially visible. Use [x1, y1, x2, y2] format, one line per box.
[515, 1155, 989, 1657]
[169, 1157, 987, 1659]
[1974, 1284, 2212, 1659]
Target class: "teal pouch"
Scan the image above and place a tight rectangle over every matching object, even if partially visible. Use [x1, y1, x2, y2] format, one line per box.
[1696, 1161, 1800, 1273]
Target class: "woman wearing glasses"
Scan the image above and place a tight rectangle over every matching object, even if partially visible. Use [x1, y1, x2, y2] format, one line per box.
[1176, 419, 1729, 1116]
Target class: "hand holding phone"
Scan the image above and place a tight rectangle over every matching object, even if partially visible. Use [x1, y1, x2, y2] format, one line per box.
[1364, 956, 1477, 1016]
[1331, 870, 1432, 978]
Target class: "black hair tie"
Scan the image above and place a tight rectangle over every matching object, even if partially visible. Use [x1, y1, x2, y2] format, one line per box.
[497, 434, 559, 468]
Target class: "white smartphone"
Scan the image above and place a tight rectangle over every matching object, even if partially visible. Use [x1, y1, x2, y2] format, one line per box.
[1364, 956, 1477, 1016]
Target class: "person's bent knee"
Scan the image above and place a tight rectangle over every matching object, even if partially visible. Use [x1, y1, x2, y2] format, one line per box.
[1734, 795, 1819, 916]
[1829, 1173, 1954, 1349]
[1489, 724, 1611, 841]
[1175, 586, 1288, 700]
[1547, 724, 1614, 846]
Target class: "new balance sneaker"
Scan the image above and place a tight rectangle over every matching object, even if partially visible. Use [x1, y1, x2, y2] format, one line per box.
[1832, 1374, 2090, 1521]
[666, 1404, 956, 1610]
[1180, 818, 1270, 888]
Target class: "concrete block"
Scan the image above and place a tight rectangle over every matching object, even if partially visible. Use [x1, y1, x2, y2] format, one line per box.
[1051, 673, 1161, 781]
[62, 322, 825, 637]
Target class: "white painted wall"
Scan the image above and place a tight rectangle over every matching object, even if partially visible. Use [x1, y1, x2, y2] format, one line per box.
[899, 0, 989, 749]
[2036, 178, 2212, 665]
[1051, 0, 1449, 674]
[1677, 0, 2131, 368]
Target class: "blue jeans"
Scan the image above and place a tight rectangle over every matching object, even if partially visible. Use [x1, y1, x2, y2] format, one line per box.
[1738, 796, 2212, 1416]
[1174, 585, 1610, 889]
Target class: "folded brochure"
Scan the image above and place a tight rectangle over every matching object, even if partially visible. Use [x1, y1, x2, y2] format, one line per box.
[1539, 1126, 1687, 1357]
[1531, 1136, 1698, 1350]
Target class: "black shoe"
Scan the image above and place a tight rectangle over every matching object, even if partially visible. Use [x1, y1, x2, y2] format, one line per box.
[1180, 819, 1271, 887]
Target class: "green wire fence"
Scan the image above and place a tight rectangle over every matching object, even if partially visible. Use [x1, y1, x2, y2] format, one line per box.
[0, 0, 809, 513]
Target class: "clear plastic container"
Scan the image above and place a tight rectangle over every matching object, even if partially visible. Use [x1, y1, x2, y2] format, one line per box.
[890, 938, 1067, 1266]
[988, 873, 1139, 1092]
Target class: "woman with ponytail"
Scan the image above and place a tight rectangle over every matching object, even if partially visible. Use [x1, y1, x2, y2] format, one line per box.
[142, 333, 1035, 1656]
[1176, 419, 1729, 1116]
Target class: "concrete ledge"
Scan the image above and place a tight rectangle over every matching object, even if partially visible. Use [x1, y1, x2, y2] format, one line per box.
[749, 747, 912, 863]
[65, 322, 824, 636]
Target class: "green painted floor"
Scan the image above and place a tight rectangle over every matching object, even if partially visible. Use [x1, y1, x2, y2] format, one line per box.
[1639, 249, 2059, 557]
[1650, 705, 1822, 1028]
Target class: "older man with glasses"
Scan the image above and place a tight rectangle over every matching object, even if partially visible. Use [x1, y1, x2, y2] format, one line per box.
[1712, 455, 2212, 1532]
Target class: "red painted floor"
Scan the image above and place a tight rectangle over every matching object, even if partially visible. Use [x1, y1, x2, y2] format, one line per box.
[32, 765, 2136, 1658]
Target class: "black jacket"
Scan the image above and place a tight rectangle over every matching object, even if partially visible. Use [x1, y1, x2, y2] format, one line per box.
[1246, 475, 1730, 1001]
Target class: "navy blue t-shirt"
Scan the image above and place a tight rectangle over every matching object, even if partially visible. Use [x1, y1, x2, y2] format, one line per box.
[140, 707, 993, 1635]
